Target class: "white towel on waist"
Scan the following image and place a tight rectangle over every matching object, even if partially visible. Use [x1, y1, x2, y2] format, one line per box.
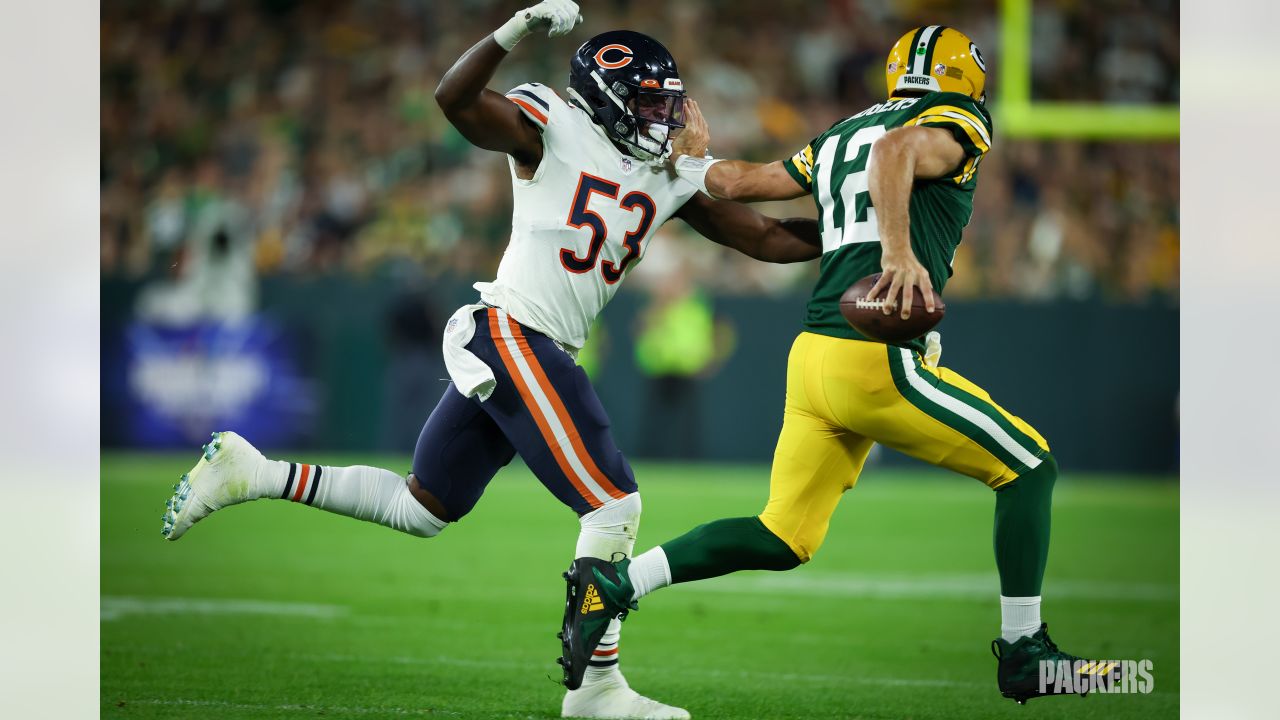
[441, 304, 497, 402]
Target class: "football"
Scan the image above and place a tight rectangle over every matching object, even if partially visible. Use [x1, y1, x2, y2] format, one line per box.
[839, 272, 946, 343]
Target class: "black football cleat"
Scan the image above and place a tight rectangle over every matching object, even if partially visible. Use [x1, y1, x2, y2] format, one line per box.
[558, 557, 636, 690]
[992, 623, 1120, 704]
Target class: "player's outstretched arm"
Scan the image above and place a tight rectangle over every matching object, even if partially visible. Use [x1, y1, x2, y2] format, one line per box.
[671, 100, 808, 202]
[675, 192, 820, 264]
[865, 126, 966, 318]
[433, 1, 581, 164]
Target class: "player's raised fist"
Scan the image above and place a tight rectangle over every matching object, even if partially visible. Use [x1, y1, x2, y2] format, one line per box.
[533, 0, 583, 37]
[495, 0, 582, 49]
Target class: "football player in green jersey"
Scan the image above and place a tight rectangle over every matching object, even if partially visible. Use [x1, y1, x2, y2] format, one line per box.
[559, 26, 1117, 704]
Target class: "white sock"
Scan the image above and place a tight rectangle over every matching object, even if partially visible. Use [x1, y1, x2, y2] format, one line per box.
[627, 547, 672, 601]
[263, 461, 446, 538]
[1000, 595, 1042, 642]
[248, 458, 292, 498]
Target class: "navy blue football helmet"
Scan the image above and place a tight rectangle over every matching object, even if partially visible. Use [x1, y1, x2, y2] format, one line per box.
[567, 30, 687, 162]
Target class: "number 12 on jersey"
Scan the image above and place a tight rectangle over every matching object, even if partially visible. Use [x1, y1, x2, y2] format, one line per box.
[560, 172, 656, 284]
[815, 125, 886, 253]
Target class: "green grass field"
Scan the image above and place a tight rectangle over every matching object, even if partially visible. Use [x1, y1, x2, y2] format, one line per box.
[102, 454, 1178, 719]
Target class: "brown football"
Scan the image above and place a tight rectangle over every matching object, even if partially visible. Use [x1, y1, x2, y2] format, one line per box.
[839, 272, 945, 343]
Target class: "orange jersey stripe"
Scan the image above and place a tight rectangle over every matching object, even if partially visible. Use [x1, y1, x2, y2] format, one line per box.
[488, 310, 602, 508]
[504, 318, 627, 501]
[292, 464, 311, 502]
[506, 96, 548, 125]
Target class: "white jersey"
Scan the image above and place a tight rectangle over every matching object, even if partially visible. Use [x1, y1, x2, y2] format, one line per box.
[474, 82, 699, 350]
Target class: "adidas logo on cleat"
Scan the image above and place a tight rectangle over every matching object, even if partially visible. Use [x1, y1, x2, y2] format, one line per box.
[581, 583, 604, 614]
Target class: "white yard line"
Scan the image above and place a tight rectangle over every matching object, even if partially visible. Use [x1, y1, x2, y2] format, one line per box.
[101, 595, 347, 621]
[122, 698, 460, 716]
[311, 652, 984, 690]
[686, 572, 1177, 603]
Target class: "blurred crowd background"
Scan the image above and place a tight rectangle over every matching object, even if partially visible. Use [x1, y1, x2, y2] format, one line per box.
[100, 0, 1179, 467]
[101, 0, 1179, 310]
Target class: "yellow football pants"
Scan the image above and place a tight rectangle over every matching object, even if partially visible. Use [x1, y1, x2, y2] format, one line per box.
[758, 332, 1050, 562]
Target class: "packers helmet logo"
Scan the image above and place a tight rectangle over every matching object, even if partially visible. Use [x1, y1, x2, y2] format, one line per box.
[581, 583, 604, 614]
[594, 44, 634, 69]
[970, 42, 986, 72]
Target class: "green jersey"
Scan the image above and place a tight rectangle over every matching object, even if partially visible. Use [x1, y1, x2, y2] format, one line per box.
[783, 91, 993, 351]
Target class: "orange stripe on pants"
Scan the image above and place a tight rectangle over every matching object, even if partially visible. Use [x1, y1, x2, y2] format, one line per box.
[487, 310, 603, 509]
[504, 317, 626, 501]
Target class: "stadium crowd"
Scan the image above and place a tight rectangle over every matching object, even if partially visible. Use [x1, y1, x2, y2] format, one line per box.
[101, 0, 1179, 303]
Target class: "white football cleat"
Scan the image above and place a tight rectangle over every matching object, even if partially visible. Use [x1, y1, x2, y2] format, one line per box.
[562, 670, 690, 720]
[161, 431, 265, 541]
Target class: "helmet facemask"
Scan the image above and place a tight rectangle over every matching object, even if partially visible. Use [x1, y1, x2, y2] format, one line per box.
[567, 69, 686, 162]
[631, 89, 687, 159]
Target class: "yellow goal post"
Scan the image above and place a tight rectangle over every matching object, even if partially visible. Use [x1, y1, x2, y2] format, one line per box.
[997, 0, 1179, 139]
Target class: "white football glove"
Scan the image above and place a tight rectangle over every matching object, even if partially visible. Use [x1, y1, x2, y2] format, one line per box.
[923, 331, 942, 368]
[493, 0, 583, 50]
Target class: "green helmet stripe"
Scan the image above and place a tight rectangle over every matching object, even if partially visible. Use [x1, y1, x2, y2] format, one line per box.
[906, 26, 928, 74]
[923, 25, 949, 76]
[910, 25, 941, 74]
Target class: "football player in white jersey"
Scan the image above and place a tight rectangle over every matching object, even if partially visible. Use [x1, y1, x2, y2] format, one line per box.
[160, 2, 821, 718]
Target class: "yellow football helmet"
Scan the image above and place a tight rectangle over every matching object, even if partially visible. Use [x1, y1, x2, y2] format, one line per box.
[885, 26, 987, 103]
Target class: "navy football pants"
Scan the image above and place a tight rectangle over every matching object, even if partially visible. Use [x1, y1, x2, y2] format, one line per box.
[412, 308, 637, 519]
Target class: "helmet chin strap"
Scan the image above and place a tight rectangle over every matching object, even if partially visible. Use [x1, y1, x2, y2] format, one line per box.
[633, 123, 670, 158]
[610, 114, 674, 163]
[619, 125, 673, 164]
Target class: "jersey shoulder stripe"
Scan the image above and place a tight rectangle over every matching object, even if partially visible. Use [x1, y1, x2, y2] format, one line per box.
[508, 88, 550, 111]
[903, 93, 993, 185]
[910, 105, 991, 152]
[505, 82, 563, 129]
[905, 94, 993, 144]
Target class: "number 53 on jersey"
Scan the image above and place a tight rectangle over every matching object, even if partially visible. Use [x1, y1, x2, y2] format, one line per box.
[559, 172, 656, 284]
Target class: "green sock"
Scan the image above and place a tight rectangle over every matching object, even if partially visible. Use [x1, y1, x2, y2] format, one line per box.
[993, 453, 1057, 596]
[661, 516, 800, 584]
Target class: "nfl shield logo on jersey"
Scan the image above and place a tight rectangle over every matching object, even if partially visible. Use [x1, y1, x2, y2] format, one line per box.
[619, 156, 634, 174]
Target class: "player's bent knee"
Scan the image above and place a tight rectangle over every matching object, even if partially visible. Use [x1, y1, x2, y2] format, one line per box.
[400, 474, 449, 538]
[991, 451, 1058, 493]
[575, 492, 641, 559]
[992, 453, 1058, 521]
[757, 511, 821, 565]
[407, 473, 456, 519]
[1014, 452, 1058, 489]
